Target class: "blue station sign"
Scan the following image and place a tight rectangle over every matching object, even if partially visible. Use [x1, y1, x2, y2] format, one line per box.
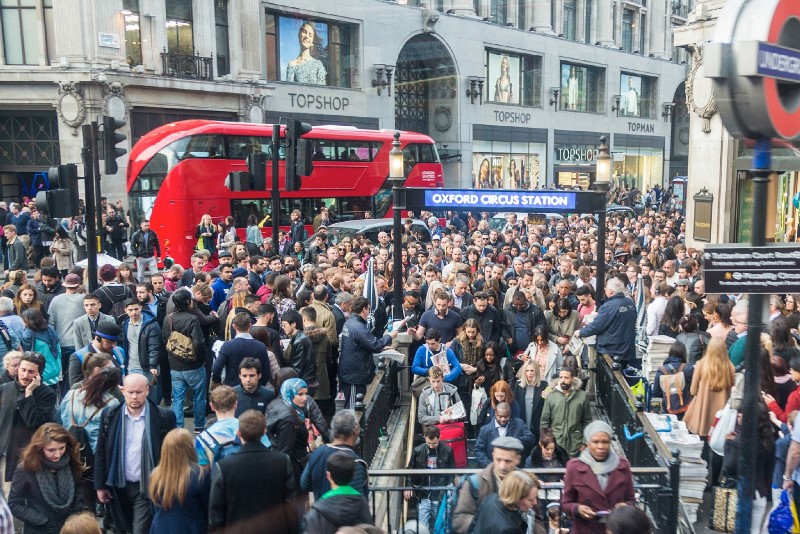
[423, 189, 577, 210]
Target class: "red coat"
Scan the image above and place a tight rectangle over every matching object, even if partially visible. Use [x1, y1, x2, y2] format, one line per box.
[561, 456, 637, 534]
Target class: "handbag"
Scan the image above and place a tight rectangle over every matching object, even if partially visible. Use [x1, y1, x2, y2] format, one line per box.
[306, 418, 323, 452]
[710, 485, 737, 532]
[708, 404, 737, 456]
[165, 314, 197, 362]
[470, 385, 487, 426]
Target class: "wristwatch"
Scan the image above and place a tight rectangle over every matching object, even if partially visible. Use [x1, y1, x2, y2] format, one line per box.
[783, 475, 791, 481]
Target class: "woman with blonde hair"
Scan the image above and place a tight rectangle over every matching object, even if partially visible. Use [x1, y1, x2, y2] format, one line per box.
[513, 359, 548, 437]
[60, 512, 101, 534]
[3, 269, 26, 294]
[149, 428, 210, 534]
[7, 423, 86, 533]
[684, 337, 736, 438]
[470, 471, 541, 533]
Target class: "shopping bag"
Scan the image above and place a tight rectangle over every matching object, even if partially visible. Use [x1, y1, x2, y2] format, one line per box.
[768, 490, 794, 534]
[708, 404, 737, 456]
[470, 386, 487, 426]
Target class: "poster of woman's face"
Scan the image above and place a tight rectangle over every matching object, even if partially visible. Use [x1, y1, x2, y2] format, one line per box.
[620, 74, 642, 117]
[279, 16, 329, 83]
[487, 52, 520, 104]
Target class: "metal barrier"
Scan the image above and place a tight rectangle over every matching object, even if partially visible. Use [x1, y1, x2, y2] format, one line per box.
[594, 354, 684, 534]
[367, 467, 675, 534]
[355, 360, 400, 465]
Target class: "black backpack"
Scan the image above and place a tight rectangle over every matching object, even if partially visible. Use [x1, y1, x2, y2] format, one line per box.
[68, 395, 110, 479]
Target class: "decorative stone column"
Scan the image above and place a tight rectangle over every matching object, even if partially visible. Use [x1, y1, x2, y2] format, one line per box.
[449, 0, 477, 17]
[231, 0, 263, 81]
[532, 0, 553, 33]
[649, 0, 667, 57]
[595, 0, 614, 46]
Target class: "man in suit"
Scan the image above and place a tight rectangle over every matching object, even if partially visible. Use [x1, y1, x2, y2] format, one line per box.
[474, 402, 536, 467]
[95, 373, 177, 534]
[0, 352, 56, 493]
[332, 291, 353, 337]
[212, 313, 270, 387]
[73, 294, 116, 349]
[451, 274, 473, 311]
[209, 409, 297, 534]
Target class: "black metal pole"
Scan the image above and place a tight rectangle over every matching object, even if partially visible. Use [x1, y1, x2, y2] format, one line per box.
[735, 136, 771, 534]
[91, 121, 103, 254]
[392, 184, 403, 320]
[81, 124, 98, 292]
[668, 449, 682, 534]
[596, 207, 606, 302]
[271, 125, 280, 253]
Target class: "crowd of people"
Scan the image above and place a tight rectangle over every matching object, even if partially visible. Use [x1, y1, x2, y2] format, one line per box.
[0, 190, 795, 534]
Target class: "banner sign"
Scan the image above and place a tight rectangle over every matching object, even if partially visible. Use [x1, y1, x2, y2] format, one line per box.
[423, 190, 577, 210]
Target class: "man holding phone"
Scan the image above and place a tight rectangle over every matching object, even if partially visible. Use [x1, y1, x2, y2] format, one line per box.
[0, 352, 56, 495]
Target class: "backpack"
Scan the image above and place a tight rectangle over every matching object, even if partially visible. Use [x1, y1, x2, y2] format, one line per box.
[658, 363, 689, 414]
[166, 314, 197, 362]
[68, 394, 109, 479]
[0, 321, 12, 351]
[433, 473, 479, 534]
[196, 430, 241, 464]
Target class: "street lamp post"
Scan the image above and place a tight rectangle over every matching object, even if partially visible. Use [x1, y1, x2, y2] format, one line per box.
[389, 131, 406, 320]
[594, 135, 611, 301]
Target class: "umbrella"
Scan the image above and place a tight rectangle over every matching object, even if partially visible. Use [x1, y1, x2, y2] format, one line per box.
[635, 273, 648, 356]
[363, 256, 378, 332]
[76, 254, 123, 268]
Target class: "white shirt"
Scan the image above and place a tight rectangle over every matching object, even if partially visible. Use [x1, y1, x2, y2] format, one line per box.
[495, 421, 508, 438]
[124, 404, 147, 483]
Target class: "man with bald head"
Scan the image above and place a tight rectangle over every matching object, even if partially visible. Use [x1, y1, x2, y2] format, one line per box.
[95, 373, 177, 534]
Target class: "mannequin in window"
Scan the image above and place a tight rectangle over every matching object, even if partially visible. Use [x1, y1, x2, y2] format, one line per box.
[494, 56, 513, 103]
[623, 78, 640, 116]
[567, 67, 579, 110]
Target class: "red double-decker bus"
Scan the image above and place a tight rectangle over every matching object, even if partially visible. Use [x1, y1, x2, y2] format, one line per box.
[126, 120, 444, 264]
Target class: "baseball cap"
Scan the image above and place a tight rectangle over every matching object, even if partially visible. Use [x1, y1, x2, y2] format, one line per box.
[98, 264, 117, 282]
[63, 273, 81, 288]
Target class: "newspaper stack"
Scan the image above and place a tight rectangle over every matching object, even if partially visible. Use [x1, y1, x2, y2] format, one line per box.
[642, 335, 677, 384]
[646, 413, 707, 523]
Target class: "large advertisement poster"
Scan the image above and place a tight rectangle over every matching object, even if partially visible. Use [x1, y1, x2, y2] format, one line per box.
[279, 17, 328, 85]
[620, 73, 642, 117]
[487, 52, 521, 104]
[472, 153, 542, 189]
[561, 64, 586, 111]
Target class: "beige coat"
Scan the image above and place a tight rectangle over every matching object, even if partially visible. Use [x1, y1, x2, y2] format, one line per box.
[49, 237, 74, 271]
[683, 358, 735, 436]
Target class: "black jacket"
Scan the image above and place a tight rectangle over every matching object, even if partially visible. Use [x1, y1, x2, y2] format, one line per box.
[338, 315, 392, 386]
[120, 311, 161, 372]
[460, 304, 504, 344]
[265, 398, 310, 476]
[233, 384, 275, 416]
[469, 493, 531, 534]
[209, 441, 297, 534]
[35, 280, 65, 315]
[161, 311, 206, 371]
[502, 302, 546, 353]
[130, 229, 161, 258]
[285, 331, 317, 384]
[93, 284, 133, 316]
[0, 381, 57, 482]
[303, 493, 372, 534]
[8, 464, 85, 534]
[406, 442, 455, 500]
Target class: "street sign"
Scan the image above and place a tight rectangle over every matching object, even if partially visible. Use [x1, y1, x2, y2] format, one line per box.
[703, 244, 800, 293]
[406, 188, 605, 214]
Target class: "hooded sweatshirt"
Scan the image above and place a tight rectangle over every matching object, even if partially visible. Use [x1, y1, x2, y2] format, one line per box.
[303, 487, 372, 534]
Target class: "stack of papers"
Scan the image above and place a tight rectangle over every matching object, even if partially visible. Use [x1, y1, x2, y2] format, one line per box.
[643, 335, 677, 384]
[445, 401, 466, 421]
[646, 413, 707, 523]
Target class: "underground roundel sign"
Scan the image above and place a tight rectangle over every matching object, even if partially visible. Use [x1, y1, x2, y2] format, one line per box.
[705, 0, 800, 140]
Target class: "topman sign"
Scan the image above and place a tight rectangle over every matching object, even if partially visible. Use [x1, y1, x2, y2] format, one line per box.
[705, 0, 800, 140]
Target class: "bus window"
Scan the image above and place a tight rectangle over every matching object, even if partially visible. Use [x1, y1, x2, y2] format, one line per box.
[374, 188, 391, 218]
[335, 197, 373, 220]
[231, 199, 272, 229]
[417, 143, 436, 163]
[337, 141, 376, 162]
[227, 136, 274, 159]
[310, 139, 336, 160]
[178, 135, 225, 159]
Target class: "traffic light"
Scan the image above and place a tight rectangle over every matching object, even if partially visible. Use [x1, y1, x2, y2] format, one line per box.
[285, 119, 313, 192]
[246, 152, 267, 190]
[41, 164, 80, 217]
[227, 171, 252, 192]
[102, 115, 127, 175]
